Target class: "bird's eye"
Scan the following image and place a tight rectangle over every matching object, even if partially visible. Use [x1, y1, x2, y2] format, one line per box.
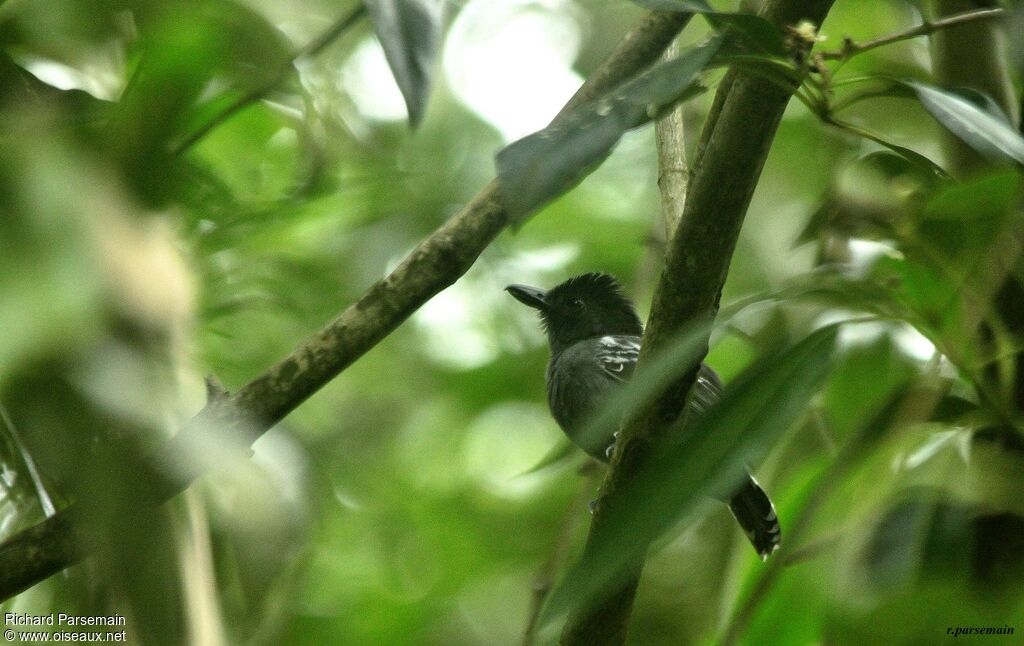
[571, 298, 585, 310]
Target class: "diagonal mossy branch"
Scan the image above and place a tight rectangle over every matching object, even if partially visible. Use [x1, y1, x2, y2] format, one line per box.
[560, 0, 836, 643]
[0, 9, 696, 602]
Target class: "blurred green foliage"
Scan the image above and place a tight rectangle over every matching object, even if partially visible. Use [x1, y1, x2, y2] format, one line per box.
[1, 0, 1022, 644]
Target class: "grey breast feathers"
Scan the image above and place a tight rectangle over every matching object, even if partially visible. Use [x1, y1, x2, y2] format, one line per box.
[546, 335, 640, 457]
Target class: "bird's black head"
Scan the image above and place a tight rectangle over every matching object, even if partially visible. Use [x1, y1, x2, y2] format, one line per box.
[506, 273, 643, 354]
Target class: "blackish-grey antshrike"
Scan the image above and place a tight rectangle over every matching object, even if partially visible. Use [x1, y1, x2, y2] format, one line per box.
[506, 272, 780, 559]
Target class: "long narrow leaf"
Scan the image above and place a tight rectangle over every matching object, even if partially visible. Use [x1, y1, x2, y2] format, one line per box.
[906, 81, 1024, 165]
[496, 37, 721, 220]
[364, 0, 443, 127]
[828, 118, 951, 181]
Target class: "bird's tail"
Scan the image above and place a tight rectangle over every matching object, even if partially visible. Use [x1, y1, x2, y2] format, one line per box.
[729, 475, 781, 560]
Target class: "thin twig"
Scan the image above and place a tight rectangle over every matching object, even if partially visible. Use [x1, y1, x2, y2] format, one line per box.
[523, 465, 598, 646]
[819, 7, 1005, 61]
[171, 4, 368, 155]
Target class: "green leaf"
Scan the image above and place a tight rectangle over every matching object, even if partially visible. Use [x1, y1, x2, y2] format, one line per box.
[905, 80, 1024, 165]
[496, 37, 720, 220]
[947, 87, 1015, 126]
[541, 326, 839, 627]
[916, 171, 1020, 258]
[832, 78, 917, 111]
[0, 51, 109, 120]
[516, 438, 579, 476]
[630, 0, 786, 56]
[873, 140, 951, 182]
[922, 170, 1020, 223]
[930, 395, 980, 425]
[796, 197, 838, 244]
[801, 151, 951, 245]
[829, 118, 951, 181]
[705, 13, 787, 58]
[897, 259, 956, 327]
[778, 266, 914, 324]
[823, 336, 917, 440]
[364, 0, 443, 127]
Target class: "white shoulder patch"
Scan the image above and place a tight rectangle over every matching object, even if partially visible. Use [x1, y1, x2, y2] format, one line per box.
[600, 335, 640, 350]
[595, 336, 641, 382]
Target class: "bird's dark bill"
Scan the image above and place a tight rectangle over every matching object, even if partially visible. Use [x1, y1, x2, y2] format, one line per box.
[505, 284, 547, 310]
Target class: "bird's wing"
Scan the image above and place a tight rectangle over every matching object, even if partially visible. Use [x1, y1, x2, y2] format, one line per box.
[689, 364, 724, 416]
[595, 336, 723, 417]
[593, 335, 641, 383]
